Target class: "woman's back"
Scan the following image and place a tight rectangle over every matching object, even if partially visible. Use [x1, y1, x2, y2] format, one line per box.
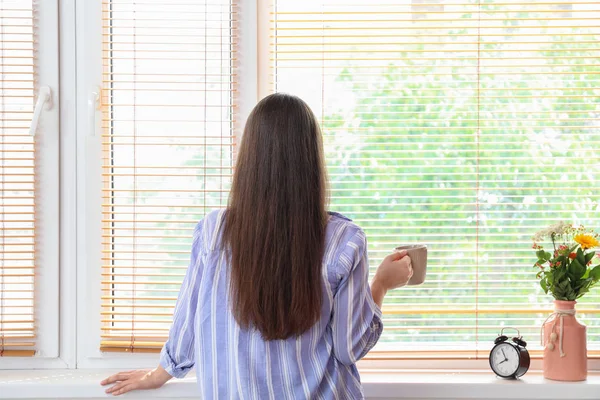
[102, 94, 412, 399]
[159, 210, 383, 400]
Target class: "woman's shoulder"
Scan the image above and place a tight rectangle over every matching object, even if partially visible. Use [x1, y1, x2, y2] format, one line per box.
[324, 211, 366, 268]
[327, 211, 352, 222]
[194, 209, 227, 253]
[326, 211, 363, 236]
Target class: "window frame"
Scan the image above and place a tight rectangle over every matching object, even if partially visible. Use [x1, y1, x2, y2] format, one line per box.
[74, 0, 105, 368]
[0, 0, 61, 369]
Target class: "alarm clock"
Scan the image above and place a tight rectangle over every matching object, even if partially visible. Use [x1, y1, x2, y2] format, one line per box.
[489, 328, 530, 379]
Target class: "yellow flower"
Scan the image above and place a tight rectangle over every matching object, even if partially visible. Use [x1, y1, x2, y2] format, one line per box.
[574, 234, 599, 250]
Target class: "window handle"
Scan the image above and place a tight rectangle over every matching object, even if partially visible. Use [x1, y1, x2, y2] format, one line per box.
[88, 87, 101, 137]
[29, 86, 52, 136]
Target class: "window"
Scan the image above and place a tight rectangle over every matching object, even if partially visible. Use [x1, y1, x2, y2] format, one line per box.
[0, 0, 58, 360]
[271, 0, 600, 358]
[46, 0, 600, 368]
[97, 0, 237, 353]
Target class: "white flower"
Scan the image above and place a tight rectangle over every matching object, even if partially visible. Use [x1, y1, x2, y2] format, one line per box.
[549, 221, 569, 236]
[532, 231, 546, 242]
[532, 222, 571, 242]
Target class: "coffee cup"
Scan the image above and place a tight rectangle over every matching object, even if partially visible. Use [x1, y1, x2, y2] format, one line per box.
[395, 244, 427, 286]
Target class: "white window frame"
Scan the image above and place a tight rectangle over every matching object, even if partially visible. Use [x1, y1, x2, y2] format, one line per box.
[74, 0, 105, 369]
[0, 0, 62, 369]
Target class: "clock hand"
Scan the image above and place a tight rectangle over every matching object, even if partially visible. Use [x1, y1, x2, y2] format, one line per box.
[498, 359, 507, 365]
[501, 349, 506, 359]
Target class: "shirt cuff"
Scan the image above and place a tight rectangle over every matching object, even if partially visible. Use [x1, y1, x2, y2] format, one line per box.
[159, 346, 193, 379]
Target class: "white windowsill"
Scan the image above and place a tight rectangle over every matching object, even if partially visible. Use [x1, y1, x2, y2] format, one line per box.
[1, 369, 599, 400]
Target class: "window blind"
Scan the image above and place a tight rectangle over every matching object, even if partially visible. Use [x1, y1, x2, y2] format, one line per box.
[0, 0, 36, 357]
[100, 0, 236, 352]
[271, 0, 600, 359]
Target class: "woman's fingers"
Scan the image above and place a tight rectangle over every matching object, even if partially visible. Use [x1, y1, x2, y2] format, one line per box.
[395, 249, 408, 258]
[101, 372, 131, 386]
[385, 249, 407, 262]
[402, 257, 413, 274]
[105, 380, 129, 394]
[406, 259, 414, 279]
[393, 257, 413, 288]
[112, 383, 136, 396]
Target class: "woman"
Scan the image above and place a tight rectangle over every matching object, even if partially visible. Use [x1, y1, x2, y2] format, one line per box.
[101, 94, 413, 399]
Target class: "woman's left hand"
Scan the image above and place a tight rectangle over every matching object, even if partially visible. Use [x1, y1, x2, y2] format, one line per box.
[101, 367, 172, 396]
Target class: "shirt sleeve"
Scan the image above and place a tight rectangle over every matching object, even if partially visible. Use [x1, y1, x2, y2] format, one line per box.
[331, 228, 383, 366]
[159, 220, 204, 378]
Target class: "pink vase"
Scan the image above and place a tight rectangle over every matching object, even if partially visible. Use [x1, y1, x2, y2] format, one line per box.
[542, 300, 587, 381]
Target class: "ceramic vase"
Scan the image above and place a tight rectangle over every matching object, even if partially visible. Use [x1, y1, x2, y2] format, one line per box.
[542, 300, 587, 381]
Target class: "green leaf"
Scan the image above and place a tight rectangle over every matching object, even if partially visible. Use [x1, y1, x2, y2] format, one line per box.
[573, 279, 590, 291]
[576, 248, 586, 265]
[576, 288, 590, 299]
[536, 249, 544, 259]
[559, 280, 569, 290]
[536, 250, 551, 261]
[554, 267, 566, 281]
[540, 279, 548, 294]
[590, 265, 600, 281]
[583, 269, 590, 279]
[554, 289, 567, 300]
[572, 281, 584, 290]
[585, 252, 595, 265]
[569, 259, 586, 280]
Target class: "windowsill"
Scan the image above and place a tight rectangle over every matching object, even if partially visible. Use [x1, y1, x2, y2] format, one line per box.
[1, 369, 599, 399]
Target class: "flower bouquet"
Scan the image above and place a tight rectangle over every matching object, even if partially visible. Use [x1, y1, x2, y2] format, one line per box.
[532, 223, 600, 300]
[532, 223, 600, 381]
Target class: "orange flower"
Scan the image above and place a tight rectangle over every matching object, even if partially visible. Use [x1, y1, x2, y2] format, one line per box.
[574, 234, 599, 250]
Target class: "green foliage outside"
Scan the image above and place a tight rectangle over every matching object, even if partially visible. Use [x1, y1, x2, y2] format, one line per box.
[318, 26, 600, 348]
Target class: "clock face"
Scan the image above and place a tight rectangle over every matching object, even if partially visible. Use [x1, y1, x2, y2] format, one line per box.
[490, 343, 520, 377]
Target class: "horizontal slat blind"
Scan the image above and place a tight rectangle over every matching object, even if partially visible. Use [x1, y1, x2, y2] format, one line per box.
[100, 0, 236, 352]
[0, 0, 36, 357]
[272, 0, 600, 358]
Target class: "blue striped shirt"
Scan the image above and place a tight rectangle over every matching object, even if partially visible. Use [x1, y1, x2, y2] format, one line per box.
[159, 210, 383, 399]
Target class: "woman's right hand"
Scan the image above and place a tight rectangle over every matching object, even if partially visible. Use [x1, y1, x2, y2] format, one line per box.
[101, 367, 172, 396]
[373, 250, 413, 291]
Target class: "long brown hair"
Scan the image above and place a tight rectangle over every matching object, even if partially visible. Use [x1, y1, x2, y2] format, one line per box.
[222, 93, 327, 340]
